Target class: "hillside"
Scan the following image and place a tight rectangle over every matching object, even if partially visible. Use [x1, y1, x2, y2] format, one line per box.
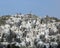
[0, 14, 60, 48]
[0, 14, 60, 26]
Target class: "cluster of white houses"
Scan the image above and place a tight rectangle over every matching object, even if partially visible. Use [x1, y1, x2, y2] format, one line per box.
[0, 14, 60, 48]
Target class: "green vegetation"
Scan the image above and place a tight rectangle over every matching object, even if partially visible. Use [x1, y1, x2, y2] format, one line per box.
[51, 17, 60, 22]
[45, 15, 60, 22]
[0, 15, 10, 25]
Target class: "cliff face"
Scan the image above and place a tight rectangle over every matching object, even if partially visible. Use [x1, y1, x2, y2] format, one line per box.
[0, 14, 60, 48]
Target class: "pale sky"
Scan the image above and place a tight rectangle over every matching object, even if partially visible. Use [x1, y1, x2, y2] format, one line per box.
[0, 0, 60, 18]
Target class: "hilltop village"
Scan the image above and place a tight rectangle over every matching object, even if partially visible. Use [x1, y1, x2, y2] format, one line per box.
[0, 13, 60, 48]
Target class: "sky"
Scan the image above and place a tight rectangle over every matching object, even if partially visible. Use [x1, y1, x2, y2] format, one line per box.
[0, 0, 60, 18]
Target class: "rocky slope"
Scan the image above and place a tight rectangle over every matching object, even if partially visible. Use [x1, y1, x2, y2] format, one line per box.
[0, 14, 60, 48]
